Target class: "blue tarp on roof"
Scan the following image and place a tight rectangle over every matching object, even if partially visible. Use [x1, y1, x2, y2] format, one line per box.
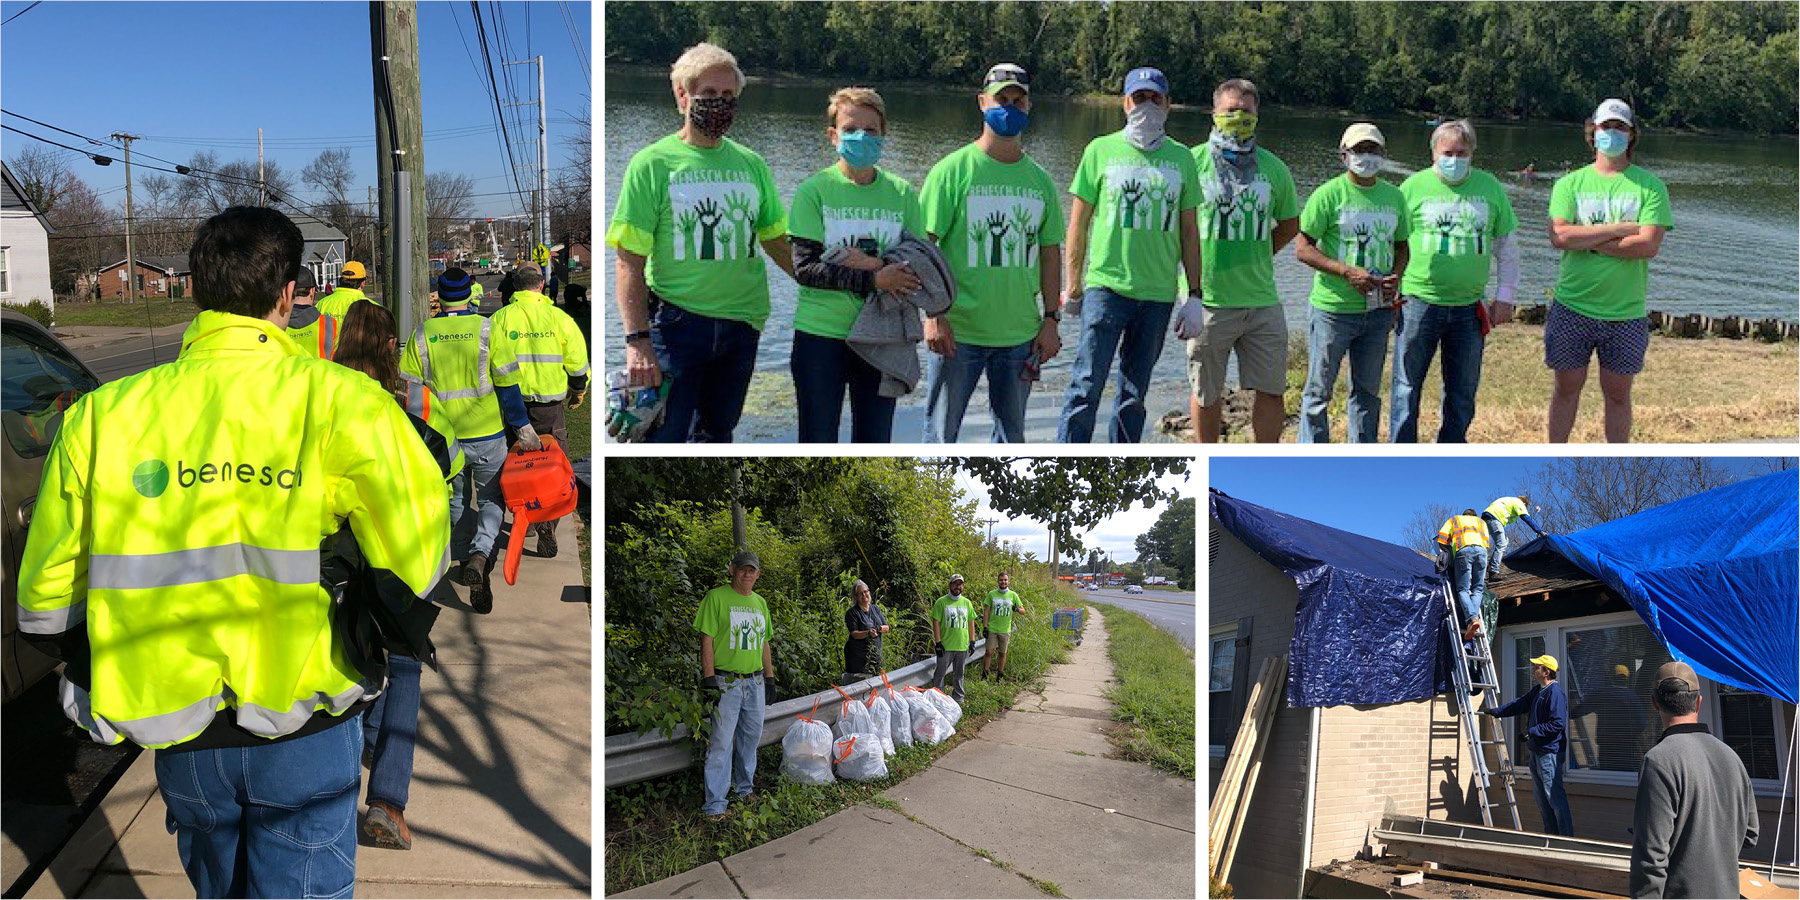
[1210, 490, 1452, 707]
[1504, 470, 1799, 705]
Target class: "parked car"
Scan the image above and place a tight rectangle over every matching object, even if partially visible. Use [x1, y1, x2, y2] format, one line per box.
[2, 309, 102, 702]
[1125, 584, 1144, 594]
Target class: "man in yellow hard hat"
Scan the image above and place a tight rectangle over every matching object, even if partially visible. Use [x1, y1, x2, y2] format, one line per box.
[16, 206, 450, 897]
[319, 260, 372, 318]
[1483, 654, 1572, 836]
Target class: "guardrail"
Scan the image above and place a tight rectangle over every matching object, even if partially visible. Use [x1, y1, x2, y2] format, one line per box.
[603, 637, 988, 788]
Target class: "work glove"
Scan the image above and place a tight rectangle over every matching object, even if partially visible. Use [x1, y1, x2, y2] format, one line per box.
[1434, 553, 1450, 575]
[699, 674, 727, 694]
[1172, 293, 1205, 341]
[982, 627, 990, 640]
[934, 641, 944, 656]
[568, 390, 587, 410]
[514, 422, 544, 453]
[764, 681, 777, 706]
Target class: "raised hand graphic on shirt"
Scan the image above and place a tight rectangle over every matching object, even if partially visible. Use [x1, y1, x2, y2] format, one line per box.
[694, 198, 723, 260]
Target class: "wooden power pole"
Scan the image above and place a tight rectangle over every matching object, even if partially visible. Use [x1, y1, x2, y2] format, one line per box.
[110, 132, 141, 301]
[372, 0, 429, 340]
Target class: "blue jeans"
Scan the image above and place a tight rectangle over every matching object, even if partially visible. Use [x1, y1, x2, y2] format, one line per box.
[922, 341, 1034, 443]
[363, 655, 422, 812]
[1301, 307, 1394, 443]
[1058, 287, 1173, 443]
[451, 436, 506, 559]
[648, 299, 760, 443]
[1484, 515, 1507, 579]
[1391, 300, 1485, 443]
[1453, 545, 1489, 627]
[703, 673, 765, 815]
[155, 715, 364, 899]
[1530, 748, 1575, 836]
[790, 330, 895, 443]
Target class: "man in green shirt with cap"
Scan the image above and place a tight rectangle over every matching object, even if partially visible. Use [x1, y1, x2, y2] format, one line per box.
[694, 550, 776, 821]
[930, 574, 976, 702]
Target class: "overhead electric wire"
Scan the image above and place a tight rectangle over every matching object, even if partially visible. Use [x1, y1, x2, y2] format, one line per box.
[559, 1, 589, 84]
[0, 2, 42, 27]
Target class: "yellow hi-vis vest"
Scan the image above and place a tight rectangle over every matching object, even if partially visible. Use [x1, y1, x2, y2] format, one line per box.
[403, 379, 465, 480]
[16, 311, 450, 749]
[469, 281, 484, 309]
[400, 313, 517, 441]
[316, 286, 370, 320]
[286, 309, 339, 360]
[1484, 496, 1529, 525]
[490, 291, 589, 402]
[1437, 514, 1492, 552]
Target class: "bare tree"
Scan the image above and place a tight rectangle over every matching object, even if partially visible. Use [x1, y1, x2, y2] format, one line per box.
[426, 172, 477, 248]
[7, 144, 77, 216]
[46, 176, 118, 298]
[176, 151, 296, 213]
[1522, 457, 1746, 535]
[301, 148, 356, 209]
[1401, 501, 1460, 558]
[549, 93, 592, 251]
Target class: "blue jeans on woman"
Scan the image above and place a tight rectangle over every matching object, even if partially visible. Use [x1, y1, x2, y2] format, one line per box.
[155, 715, 365, 899]
[1390, 299, 1485, 443]
[922, 341, 1034, 442]
[1058, 286, 1173, 443]
[1530, 749, 1576, 836]
[1301, 307, 1394, 443]
[703, 672, 765, 815]
[363, 655, 422, 813]
[790, 330, 896, 442]
[648, 298, 760, 443]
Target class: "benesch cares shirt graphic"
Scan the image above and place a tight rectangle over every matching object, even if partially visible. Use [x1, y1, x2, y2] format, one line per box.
[693, 585, 771, 674]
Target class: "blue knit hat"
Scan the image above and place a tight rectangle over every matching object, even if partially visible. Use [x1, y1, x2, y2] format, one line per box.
[438, 267, 473, 302]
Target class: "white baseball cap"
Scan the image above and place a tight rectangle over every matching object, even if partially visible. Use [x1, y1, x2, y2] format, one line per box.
[1339, 122, 1386, 150]
[1592, 98, 1634, 126]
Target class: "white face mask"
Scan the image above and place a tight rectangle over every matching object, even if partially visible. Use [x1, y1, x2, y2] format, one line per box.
[1345, 152, 1384, 178]
[1124, 101, 1168, 152]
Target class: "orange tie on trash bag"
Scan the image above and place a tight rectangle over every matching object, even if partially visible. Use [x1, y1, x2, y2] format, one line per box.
[499, 434, 578, 586]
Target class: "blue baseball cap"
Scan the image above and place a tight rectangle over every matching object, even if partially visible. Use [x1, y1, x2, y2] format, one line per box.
[1122, 67, 1170, 98]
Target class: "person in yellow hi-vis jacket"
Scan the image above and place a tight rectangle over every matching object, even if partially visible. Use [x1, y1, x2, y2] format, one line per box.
[317, 259, 372, 319]
[1436, 509, 1492, 644]
[490, 262, 588, 559]
[16, 207, 450, 900]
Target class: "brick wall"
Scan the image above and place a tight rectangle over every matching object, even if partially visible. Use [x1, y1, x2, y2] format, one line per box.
[1311, 696, 1483, 865]
[97, 261, 188, 299]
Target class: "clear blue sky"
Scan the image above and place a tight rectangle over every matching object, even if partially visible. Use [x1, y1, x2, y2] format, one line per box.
[1, 1, 589, 218]
[1210, 457, 1778, 547]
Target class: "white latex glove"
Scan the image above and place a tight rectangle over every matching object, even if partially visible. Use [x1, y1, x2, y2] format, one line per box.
[1172, 294, 1205, 341]
[514, 422, 543, 452]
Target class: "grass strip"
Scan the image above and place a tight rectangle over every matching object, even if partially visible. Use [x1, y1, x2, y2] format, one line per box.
[1090, 602, 1197, 780]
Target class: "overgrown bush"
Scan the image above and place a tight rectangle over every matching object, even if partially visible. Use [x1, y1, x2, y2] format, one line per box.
[5, 299, 53, 327]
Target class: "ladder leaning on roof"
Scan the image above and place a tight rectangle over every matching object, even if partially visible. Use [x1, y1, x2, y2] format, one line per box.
[1442, 580, 1523, 830]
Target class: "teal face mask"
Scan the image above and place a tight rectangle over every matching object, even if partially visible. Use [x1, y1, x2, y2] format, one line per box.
[836, 130, 885, 168]
[1595, 128, 1630, 158]
[1436, 156, 1471, 182]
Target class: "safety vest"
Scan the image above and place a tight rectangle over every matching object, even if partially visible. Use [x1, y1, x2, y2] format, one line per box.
[287, 309, 339, 360]
[490, 290, 589, 402]
[15, 311, 450, 750]
[469, 281, 484, 309]
[1484, 496, 1529, 525]
[403, 379, 465, 480]
[1438, 514, 1492, 551]
[316, 286, 370, 320]
[400, 313, 514, 441]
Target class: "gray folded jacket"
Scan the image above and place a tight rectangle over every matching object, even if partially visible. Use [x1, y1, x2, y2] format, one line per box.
[839, 232, 957, 399]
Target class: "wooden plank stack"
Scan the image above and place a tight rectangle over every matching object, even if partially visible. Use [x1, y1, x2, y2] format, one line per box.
[1208, 653, 1289, 887]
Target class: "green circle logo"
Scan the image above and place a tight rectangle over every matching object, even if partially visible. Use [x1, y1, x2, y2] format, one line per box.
[509, 330, 520, 341]
[428, 335, 438, 343]
[133, 459, 170, 498]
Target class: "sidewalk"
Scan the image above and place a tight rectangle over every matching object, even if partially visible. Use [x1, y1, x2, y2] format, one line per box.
[25, 515, 592, 899]
[614, 606, 1196, 899]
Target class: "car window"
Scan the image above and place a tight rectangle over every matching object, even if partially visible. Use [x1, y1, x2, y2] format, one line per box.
[2, 322, 100, 459]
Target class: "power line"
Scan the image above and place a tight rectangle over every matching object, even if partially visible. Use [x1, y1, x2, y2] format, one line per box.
[0, 1, 42, 26]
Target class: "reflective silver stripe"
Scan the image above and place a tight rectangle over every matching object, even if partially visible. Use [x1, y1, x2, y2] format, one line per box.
[494, 360, 522, 375]
[399, 371, 424, 385]
[568, 363, 590, 378]
[233, 682, 369, 738]
[517, 354, 564, 365]
[18, 598, 85, 634]
[406, 381, 428, 419]
[478, 318, 493, 391]
[522, 391, 570, 403]
[89, 545, 321, 589]
[434, 385, 493, 400]
[417, 542, 450, 600]
[413, 325, 434, 385]
[60, 676, 126, 746]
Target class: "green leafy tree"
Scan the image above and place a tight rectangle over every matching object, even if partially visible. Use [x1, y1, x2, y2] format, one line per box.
[955, 457, 1188, 568]
[1136, 496, 1197, 590]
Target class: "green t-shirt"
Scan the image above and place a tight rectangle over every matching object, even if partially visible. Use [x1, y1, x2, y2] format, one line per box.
[692, 585, 771, 675]
[1190, 145, 1300, 308]
[605, 134, 788, 331]
[1069, 132, 1200, 304]
[1399, 169, 1519, 306]
[788, 165, 925, 340]
[1548, 164, 1674, 321]
[931, 593, 976, 652]
[919, 143, 1065, 348]
[985, 588, 1023, 634]
[1299, 174, 1412, 313]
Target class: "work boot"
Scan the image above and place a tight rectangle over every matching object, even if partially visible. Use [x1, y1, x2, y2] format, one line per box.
[363, 801, 413, 850]
[469, 571, 493, 615]
[461, 552, 488, 588]
[537, 521, 558, 558]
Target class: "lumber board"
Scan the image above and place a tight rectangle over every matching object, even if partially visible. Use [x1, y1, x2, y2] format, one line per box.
[1395, 863, 1626, 898]
[1209, 654, 1281, 836]
[1215, 654, 1289, 883]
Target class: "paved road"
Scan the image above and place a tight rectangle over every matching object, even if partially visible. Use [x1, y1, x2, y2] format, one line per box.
[1076, 587, 1196, 647]
[78, 339, 181, 382]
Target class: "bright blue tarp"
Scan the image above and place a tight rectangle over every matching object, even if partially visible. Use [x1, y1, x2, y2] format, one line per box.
[1504, 470, 1798, 704]
[1211, 490, 1452, 707]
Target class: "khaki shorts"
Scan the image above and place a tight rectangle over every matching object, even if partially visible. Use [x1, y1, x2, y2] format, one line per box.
[987, 631, 1012, 653]
[1189, 304, 1289, 405]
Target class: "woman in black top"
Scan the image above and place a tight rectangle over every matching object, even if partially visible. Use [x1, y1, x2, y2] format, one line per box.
[843, 579, 889, 676]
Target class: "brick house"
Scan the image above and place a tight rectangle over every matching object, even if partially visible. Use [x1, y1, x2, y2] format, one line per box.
[94, 255, 190, 299]
[1209, 499, 1794, 898]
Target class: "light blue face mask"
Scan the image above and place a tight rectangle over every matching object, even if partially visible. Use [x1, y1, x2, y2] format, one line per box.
[1437, 155, 1471, 182]
[836, 129, 885, 168]
[1595, 128, 1630, 158]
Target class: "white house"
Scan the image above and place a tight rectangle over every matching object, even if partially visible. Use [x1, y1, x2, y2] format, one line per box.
[0, 160, 56, 311]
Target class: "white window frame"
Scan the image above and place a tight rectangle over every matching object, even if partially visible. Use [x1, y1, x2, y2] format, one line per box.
[0, 246, 12, 296]
[1499, 609, 1791, 795]
[1209, 622, 1239, 759]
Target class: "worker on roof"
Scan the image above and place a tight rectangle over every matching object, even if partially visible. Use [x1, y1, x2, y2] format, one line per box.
[285, 266, 340, 360]
[1481, 493, 1545, 580]
[1436, 508, 1491, 644]
[318, 260, 372, 318]
[1483, 654, 1573, 837]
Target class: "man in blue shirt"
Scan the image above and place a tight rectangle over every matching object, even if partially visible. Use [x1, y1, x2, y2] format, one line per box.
[1484, 653, 1573, 836]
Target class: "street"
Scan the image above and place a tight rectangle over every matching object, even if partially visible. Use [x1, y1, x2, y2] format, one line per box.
[1076, 586, 1196, 648]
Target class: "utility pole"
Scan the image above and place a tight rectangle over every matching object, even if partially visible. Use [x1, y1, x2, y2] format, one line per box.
[367, 185, 377, 279]
[503, 55, 546, 251]
[110, 132, 141, 301]
[257, 127, 265, 206]
[980, 518, 998, 547]
[372, 0, 429, 340]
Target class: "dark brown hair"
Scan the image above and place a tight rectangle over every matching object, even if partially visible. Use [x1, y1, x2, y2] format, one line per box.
[334, 301, 404, 399]
[189, 207, 303, 318]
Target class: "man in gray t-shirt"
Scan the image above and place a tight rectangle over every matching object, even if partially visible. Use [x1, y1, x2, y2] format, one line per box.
[1629, 661, 1759, 899]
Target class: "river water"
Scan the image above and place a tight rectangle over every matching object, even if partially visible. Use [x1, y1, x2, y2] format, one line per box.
[602, 65, 1798, 442]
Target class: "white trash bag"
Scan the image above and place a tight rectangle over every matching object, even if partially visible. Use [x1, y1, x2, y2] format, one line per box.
[864, 691, 896, 756]
[832, 687, 874, 741]
[832, 732, 889, 782]
[905, 688, 954, 746]
[780, 700, 835, 785]
[923, 686, 964, 727]
[884, 680, 914, 748]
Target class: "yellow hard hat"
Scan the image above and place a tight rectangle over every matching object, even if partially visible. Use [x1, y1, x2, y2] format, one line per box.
[1529, 654, 1559, 673]
[1612, 664, 1630, 677]
[341, 261, 367, 279]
